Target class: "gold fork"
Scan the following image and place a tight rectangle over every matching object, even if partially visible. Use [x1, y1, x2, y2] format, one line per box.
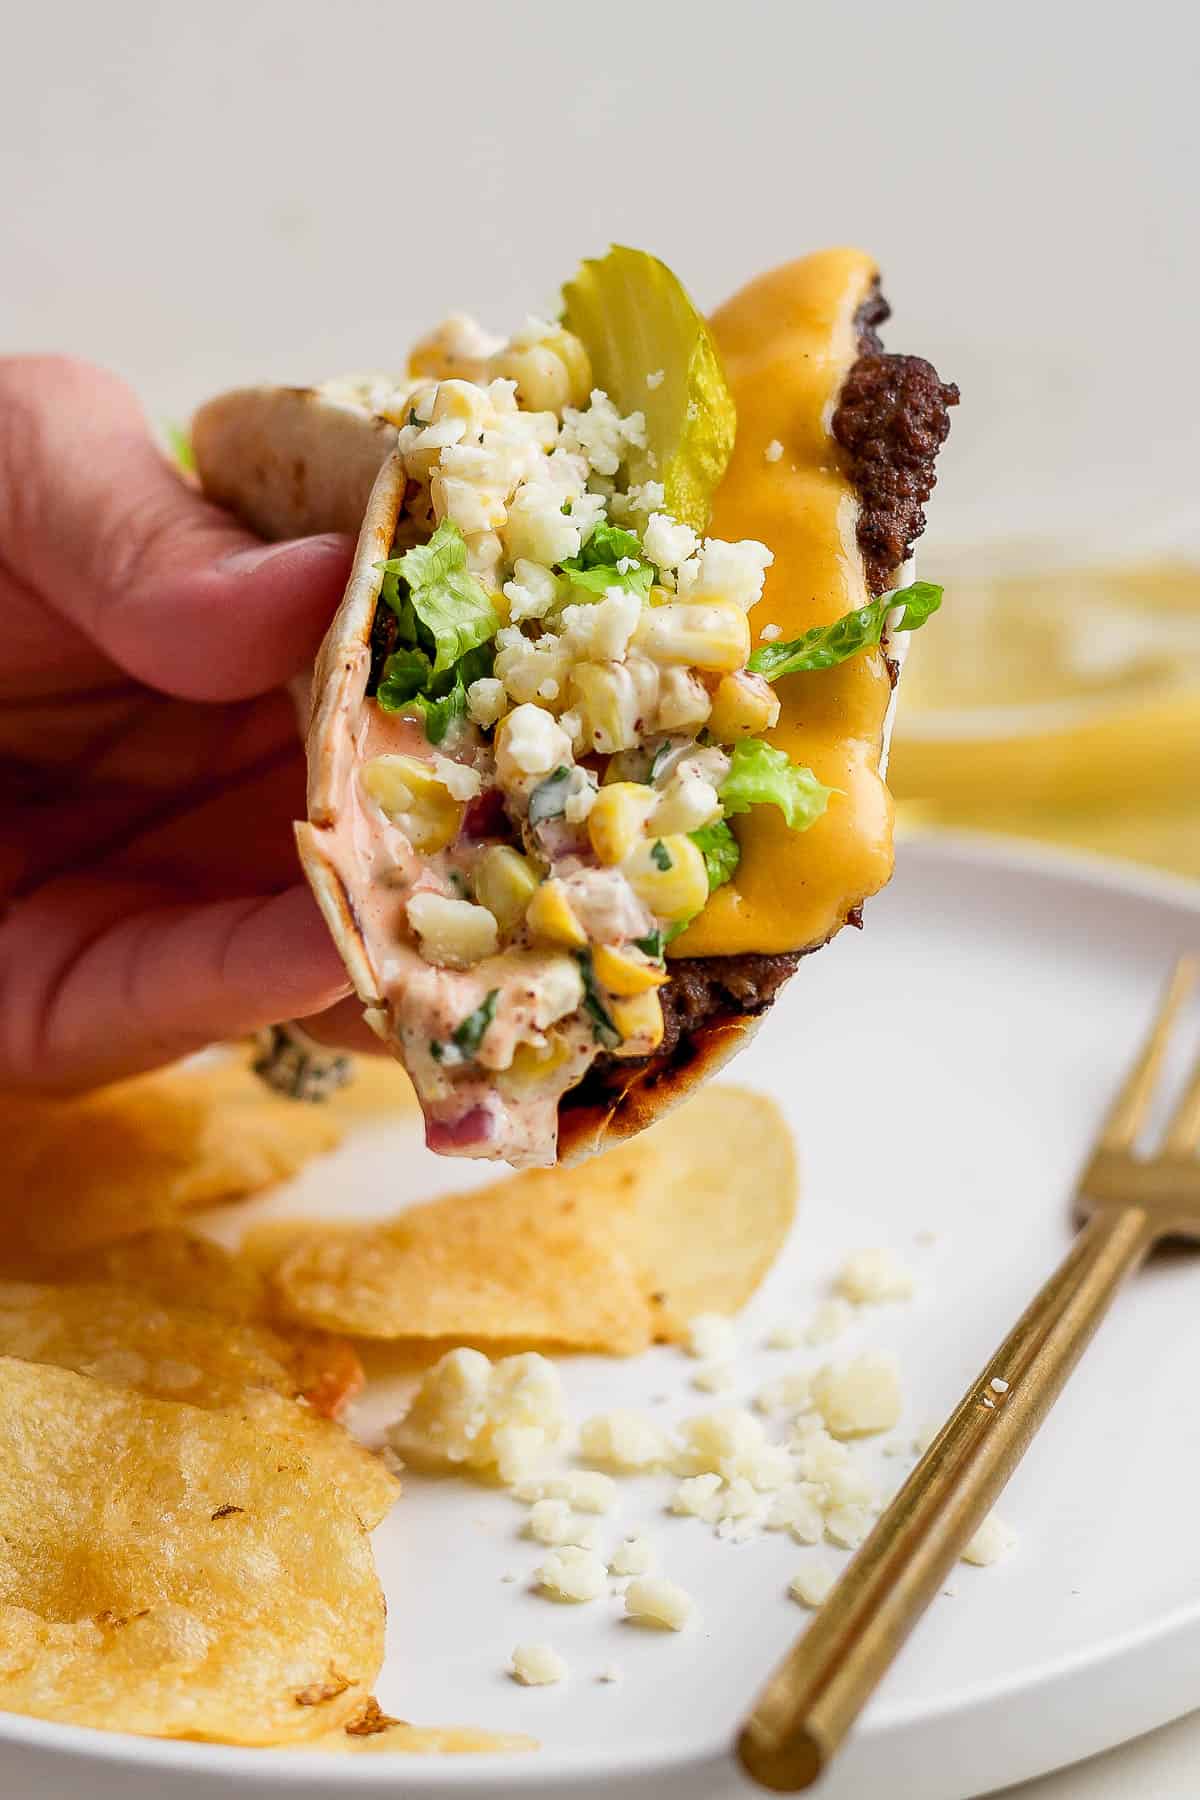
[738, 956, 1200, 1792]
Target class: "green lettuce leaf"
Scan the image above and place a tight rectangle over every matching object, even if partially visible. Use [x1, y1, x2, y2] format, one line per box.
[559, 521, 656, 599]
[375, 647, 433, 710]
[690, 819, 740, 891]
[748, 582, 943, 680]
[377, 520, 499, 675]
[719, 739, 832, 832]
[376, 641, 493, 746]
[165, 422, 196, 475]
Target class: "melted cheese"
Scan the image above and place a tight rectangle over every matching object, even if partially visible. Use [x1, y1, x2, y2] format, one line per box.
[673, 247, 895, 958]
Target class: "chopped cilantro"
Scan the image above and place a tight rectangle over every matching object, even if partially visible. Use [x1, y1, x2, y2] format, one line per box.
[451, 990, 499, 1058]
[574, 952, 621, 1048]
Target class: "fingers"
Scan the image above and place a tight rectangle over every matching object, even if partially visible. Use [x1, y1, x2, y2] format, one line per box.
[0, 876, 352, 1092]
[301, 994, 392, 1058]
[0, 356, 353, 701]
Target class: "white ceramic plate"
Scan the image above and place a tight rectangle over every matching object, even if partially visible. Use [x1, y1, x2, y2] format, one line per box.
[4, 835, 1200, 1800]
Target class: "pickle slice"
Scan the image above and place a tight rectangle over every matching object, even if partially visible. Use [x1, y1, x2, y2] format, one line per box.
[561, 245, 736, 532]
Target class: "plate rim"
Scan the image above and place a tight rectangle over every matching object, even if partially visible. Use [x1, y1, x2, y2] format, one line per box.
[4, 829, 1198, 1788]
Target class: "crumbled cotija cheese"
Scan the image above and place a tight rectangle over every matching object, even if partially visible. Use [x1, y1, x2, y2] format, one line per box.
[766, 1484, 825, 1545]
[527, 1508, 599, 1550]
[609, 1535, 655, 1577]
[764, 438, 785, 463]
[684, 1313, 737, 1361]
[789, 1560, 836, 1608]
[805, 1298, 854, 1344]
[536, 1545, 608, 1602]
[625, 1575, 693, 1631]
[579, 1409, 671, 1471]
[755, 1371, 813, 1416]
[671, 1473, 723, 1519]
[515, 1471, 617, 1513]
[511, 1643, 568, 1686]
[692, 1364, 735, 1394]
[824, 1502, 874, 1549]
[961, 1513, 1017, 1567]
[811, 1353, 902, 1439]
[765, 1321, 805, 1349]
[386, 1347, 567, 1481]
[835, 1248, 915, 1305]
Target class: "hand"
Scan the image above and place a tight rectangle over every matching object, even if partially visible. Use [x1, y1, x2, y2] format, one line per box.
[0, 355, 361, 1091]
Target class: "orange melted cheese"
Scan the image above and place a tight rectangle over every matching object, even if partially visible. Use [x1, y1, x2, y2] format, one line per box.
[673, 248, 895, 958]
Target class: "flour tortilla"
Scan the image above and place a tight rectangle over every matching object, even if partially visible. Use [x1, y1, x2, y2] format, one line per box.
[192, 386, 394, 541]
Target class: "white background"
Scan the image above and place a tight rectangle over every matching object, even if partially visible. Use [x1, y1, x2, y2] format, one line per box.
[2, 4, 1199, 1794]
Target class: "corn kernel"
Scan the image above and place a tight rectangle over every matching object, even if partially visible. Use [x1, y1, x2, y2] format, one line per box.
[360, 755, 463, 853]
[406, 892, 498, 967]
[610, 989, 665, 1051]
[632, 602, 751, 672]
[587, 783, 658, 866]
[569, 662, 644, 754]
[492, 328, 592, 412]
[525, 879, 588, 949]
[475, 846, 540, 933]
[656, 668, 712, 732]
[624, 835, 709, 923]
[592, 944, 667, 996]
[431, 378, 495, 431]
[506, 1032, 575, 1091]
[706, 671, 781, 741]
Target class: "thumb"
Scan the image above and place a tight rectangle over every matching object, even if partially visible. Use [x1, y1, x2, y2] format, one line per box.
[0, 355, 354, 701]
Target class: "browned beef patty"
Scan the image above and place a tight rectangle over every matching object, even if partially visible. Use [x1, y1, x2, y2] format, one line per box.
[565, 284, 957, 1115]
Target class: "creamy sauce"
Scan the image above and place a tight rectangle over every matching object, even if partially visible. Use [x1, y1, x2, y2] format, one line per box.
[326, 706, 597, 1166]
[675, 248, 894, 957]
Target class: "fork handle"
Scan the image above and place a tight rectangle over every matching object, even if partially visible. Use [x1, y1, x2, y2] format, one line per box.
[738, 1204, 1157, 1792]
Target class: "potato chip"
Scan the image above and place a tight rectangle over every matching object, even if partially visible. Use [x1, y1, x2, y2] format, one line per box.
[607, 1085, 798, 1339]
[248, 1160, 654, 1353]
[0, 1059, 343, 1266]
[44, 1230, 270, 1322]
[251, 1085, 795, 1353]
[235, 1393, 399, 1530]
[0, 1358, 384, 1743]
[304, 1710, 537, 1753]
[0, 1279, 396, 1527]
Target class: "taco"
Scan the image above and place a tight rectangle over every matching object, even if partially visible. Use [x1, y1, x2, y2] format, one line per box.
[194, 248, 957, 1166]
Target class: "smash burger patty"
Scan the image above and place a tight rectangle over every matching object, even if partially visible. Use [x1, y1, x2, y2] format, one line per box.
[568, 293, 959, 1112]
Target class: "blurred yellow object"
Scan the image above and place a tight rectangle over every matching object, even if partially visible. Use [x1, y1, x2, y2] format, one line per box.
[890, 553, 1200, 878]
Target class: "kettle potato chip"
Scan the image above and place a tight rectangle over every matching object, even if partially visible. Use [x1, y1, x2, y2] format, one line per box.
[250, 1086, 796, 1353]
[0, 1061, 343, 1266]
[44, 1230, 270, 1321]
[0, 1279, 396, 1527]
[0, 1358, 384, 1744]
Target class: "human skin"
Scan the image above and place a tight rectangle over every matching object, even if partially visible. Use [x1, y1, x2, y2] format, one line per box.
[0, 354, 377, 1091]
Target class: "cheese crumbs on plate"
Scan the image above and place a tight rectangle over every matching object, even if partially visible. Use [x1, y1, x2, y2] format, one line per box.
[624, 1575, 693, 1631]
[685, 1313, 737, 1361]
[536, 1545, 609, 1602]
[609, 1535, 656, 1577]
[789, 1560, 837, 1608]
[835, 1247, 915, 1305]
[961, 1513, 1017, 1567]
[511, 1643, 568, 1686]
[810, 1352, 903, 1439]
